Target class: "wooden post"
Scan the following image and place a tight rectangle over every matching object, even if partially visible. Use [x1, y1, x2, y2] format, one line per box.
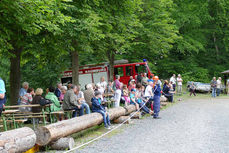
[36, 105, 137, 146]
[0, 127, 36, 153]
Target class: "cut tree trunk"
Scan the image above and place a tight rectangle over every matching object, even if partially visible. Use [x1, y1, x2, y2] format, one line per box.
[114, 116, 132, 124]
[50, 137, 75, 150]
[10, 47, 23, 105]
[0, 127, 36, 153]
[36, 105, 137, 146]
[130, 112, 142, 119]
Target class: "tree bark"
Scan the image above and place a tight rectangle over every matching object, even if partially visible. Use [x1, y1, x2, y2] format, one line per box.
[35, 105, 137, 146]
[0, 127, 36, 153]
[50, 137, 75, 150]
[9, 47, 23, 105]
[213, 32, 219, 61]
[71, 43, 79, 85]
[130, 112, 142, 119]
[107, 50, 115, 81]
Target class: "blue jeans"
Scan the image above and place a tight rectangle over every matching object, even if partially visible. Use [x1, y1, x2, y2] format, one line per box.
[73, 102, 91, 117]
[139, 102, 150, 114]
[153, 96, 160, 118]
[212, 88, 216, 97]
[216, 88, 221, 96]
[95, 110, 111, 127]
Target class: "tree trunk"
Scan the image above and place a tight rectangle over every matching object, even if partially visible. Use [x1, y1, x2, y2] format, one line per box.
[107, 50, 115, 81]
[50, 137, 75, 150]
[0, 127, 36, 153]
[72, 50, 79, 85]
[9, 47, 23, 105]
[213, 32, 219, 61]
[130, 112, 142, 119]
[36, 105, 136, 146]
[114, 116, 132, 124]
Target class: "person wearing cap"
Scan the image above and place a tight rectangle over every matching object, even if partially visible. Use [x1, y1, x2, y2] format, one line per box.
[130, 88, 139, 110]
[92, 91, 111, 129]
[153, 76, 162, 119]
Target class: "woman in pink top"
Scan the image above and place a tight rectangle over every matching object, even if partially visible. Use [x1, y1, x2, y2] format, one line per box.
[20, 88, 34, 112]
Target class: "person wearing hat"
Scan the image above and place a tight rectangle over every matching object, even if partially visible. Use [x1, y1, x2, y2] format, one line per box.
[91, 91, 111, 129]
[153, 76, 162, 119]
[128, 79, 136, 91]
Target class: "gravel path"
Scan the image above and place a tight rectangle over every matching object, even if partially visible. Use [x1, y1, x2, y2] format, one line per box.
[76, 98, 229, 153]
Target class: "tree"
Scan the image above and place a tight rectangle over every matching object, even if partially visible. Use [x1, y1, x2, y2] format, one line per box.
[0, 0, 71, 105]
[93, 0, 142, 81]
[62, 0, 104, 85]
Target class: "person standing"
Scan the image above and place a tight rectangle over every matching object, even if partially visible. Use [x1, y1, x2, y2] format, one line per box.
[211, 77, 217, 98]
[170, 74, 176, 91]
[153, 76, 161, 119]
[189, 82, 196, 96]
[216, 77, 222, 96]
[99, 77, 107, 91]
[0, 77, 6, 116]
[55, 83, 62, 100]
[177, 74, 183, 96]
[114, 75, 122, 107]
[141, 73, 148, 88]
[18, 82, 29, 105]
[227, 78, 229, 95]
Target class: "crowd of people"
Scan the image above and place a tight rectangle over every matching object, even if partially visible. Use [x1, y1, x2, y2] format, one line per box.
[2, 72, 229, 129]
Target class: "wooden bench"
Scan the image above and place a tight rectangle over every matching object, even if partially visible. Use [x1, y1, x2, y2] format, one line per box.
[1, 104, 50, 131]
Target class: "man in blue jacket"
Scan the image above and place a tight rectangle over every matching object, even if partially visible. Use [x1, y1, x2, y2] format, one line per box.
[92, 91, 111, 129]
[153, 76, 161, 119]
[0, 78, 6, 116]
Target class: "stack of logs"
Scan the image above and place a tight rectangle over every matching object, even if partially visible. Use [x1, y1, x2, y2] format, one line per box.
[0, 102, 168, 152]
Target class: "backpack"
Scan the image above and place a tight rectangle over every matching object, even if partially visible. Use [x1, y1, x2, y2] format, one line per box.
[39, 98, 52, 106]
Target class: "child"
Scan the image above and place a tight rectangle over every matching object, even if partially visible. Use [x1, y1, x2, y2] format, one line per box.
[130, 88, 139, 110]
[123, 85, 130, 106]
[92, 91, 111, 129]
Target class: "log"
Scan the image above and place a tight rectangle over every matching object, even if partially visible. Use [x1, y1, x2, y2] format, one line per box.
[114, 116, 132, 124]
[161, 102, 168, 106]
[130, 112, 142, 119]
[0, 127, 36, 153]
[36, 105, 137, 146]
[50, 137, 75, 150]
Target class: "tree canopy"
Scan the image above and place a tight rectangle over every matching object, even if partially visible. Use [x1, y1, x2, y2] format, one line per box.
[1, 0, 229, 104]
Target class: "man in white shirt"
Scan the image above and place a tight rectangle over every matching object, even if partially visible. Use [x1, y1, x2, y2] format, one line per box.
[145, 82, 154, 97]
[170, 74, 176, 91]
[216, 77, 222, 96]
[99, 77, 107, 91]
[177, 74, 183, 96]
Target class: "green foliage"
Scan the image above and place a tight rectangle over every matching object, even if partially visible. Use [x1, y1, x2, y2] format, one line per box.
[1, 0, 229, 99]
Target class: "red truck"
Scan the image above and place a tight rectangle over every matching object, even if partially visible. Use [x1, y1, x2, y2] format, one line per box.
[61, 60, 153, 87]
